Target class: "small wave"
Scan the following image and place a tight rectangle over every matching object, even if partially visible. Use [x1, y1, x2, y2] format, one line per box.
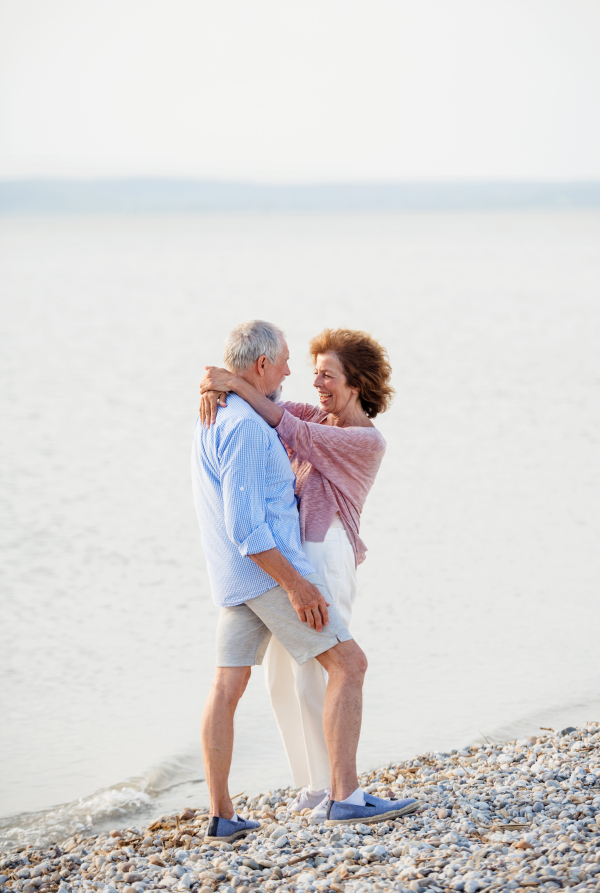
[144, 751, 203, 795]
[0, 783, 152, 852]
[0, 751, 205, 852]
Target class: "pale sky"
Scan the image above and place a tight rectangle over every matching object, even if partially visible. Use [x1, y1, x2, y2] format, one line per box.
[1, 0, 599, 182]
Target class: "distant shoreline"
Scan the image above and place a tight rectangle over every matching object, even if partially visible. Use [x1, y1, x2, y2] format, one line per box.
[1, 179, 600, 214]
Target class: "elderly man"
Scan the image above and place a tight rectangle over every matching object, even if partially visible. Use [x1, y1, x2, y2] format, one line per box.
[192, 320, 418, 842]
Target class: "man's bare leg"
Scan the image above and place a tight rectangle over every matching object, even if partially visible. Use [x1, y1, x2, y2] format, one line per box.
[316, 639, 368, 801]
[201, 666, 251, 818]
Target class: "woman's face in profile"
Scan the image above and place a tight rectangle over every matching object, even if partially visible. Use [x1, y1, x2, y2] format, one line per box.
[313, 352, 357, 415]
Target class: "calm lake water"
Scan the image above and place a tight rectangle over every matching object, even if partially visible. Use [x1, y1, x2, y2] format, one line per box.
[1, 210, 599, 849]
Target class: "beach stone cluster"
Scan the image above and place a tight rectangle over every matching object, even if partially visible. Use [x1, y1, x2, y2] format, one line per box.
[2, 723, 600, 893]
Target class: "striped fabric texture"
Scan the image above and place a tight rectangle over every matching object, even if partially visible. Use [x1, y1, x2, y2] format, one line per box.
[191, 393, 315, 607]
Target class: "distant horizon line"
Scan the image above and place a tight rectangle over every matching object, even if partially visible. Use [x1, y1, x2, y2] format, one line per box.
[2, 178, 600, 213]
[2, 175, 600, 183]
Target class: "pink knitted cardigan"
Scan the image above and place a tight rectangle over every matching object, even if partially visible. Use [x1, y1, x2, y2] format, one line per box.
[276, 402, 386, 566]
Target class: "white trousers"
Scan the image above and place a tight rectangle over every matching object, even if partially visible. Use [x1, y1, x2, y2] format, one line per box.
[262, 518, 357, 791]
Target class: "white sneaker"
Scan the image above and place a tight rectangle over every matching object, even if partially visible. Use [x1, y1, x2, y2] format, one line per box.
[289, 786, 329, 815]
[308, 791, 332, 824]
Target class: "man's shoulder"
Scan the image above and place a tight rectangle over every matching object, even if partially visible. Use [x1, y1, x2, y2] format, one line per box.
[193, 395, 277, 451]
[202, 394, 275, 447]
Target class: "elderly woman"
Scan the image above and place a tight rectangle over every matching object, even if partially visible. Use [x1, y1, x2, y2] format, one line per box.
[200, 328, 393, 822]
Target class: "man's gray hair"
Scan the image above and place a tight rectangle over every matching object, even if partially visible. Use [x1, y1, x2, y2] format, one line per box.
[224, 320, 286, 373]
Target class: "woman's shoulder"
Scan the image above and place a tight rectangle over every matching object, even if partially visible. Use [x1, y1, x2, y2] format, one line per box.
[322, 420, 386, 454]
[347, 424, 386, 449]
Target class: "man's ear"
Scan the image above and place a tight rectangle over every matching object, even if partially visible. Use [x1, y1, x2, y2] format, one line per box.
[256, 354, 268, 377]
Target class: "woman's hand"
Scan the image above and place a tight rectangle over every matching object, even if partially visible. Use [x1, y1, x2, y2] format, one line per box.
[199, 367, 237, 427]
[199, 390, 228, 427]
[199, 366, 284, 429]
[200, 366, 237, 394]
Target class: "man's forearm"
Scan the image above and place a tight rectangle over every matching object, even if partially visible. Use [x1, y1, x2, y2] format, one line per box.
[250, 547, 330, 630]
[249, 547, 302, 591]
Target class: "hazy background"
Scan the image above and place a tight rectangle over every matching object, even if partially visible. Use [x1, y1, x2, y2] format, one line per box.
[1, 0, 600, 850]
[1, 0, 600, 182]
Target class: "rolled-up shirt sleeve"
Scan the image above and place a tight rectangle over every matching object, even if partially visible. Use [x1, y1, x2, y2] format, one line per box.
[219, 419, 276, 557]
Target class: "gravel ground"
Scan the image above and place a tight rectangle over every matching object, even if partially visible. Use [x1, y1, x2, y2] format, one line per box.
[2, 723, 600, 893]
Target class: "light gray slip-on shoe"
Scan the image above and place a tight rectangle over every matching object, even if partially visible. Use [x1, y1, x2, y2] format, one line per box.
[308, 791, 332, 824]
[204, 815, 261, 843]
[325, 794, 422, 825]
[289, 786, 330, 815]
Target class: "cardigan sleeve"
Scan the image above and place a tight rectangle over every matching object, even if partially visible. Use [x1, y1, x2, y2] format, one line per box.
[277, 401, 325, 423]
[275, 409, 385, 494]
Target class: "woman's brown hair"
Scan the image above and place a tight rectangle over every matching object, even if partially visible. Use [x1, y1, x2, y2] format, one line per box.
[309, 329, 394, 419]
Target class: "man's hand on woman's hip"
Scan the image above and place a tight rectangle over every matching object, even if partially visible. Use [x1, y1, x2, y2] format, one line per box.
[249, 547, 330, 631]
[286, 577, 330, 631]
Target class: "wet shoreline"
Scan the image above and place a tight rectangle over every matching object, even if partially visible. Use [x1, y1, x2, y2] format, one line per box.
[2, 723, 599, 893]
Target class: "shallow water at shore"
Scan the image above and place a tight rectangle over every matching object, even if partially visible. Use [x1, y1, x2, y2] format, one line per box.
[1, 211, 599, 847]
[3, 724, 600, 893]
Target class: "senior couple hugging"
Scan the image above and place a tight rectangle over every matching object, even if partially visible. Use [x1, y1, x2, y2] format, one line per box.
[192, 319, 421, 844]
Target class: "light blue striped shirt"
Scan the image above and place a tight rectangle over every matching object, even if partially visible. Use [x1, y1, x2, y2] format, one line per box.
[191, 393, 315, 607]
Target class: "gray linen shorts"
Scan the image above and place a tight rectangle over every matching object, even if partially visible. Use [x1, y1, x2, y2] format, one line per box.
[215, 573, 353, 667]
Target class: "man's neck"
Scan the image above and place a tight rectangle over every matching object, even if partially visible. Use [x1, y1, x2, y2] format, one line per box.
[238, 371, 269, 397]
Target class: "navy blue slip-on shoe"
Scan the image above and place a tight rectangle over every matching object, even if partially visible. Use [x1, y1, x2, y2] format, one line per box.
[325, 794, 421, 825]
[205, 815, 261, 843]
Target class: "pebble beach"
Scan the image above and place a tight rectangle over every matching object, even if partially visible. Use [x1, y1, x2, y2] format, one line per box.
[2, 724, 600, 893]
